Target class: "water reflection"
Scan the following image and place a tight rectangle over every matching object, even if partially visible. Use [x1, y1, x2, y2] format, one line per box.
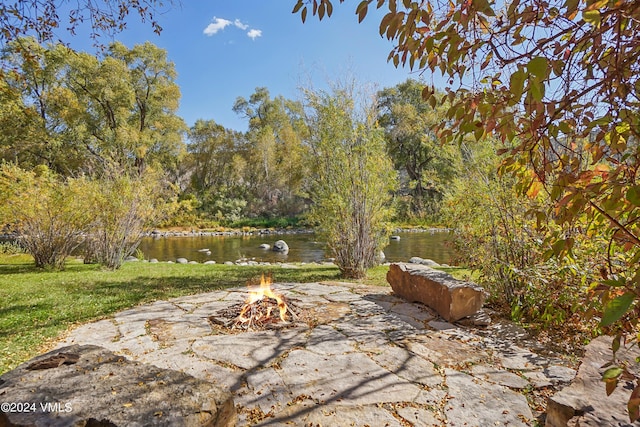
[138, 231, 454, 264]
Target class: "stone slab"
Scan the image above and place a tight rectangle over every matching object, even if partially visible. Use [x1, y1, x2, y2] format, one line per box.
[371, 345, 443, 388]
[278, 349, 427, 406]
[390, 302, 438, 322]
[0, 345, 235, 427]
[445, 368, 534, 426]
[305, 325, 358, 355]
[405, 333, 491, 368]
[288, 282, 350, 296]
[55, 319, 120, 347]
[239, 368, 291, 415]
[470, 364, 530, 389]
[192, 328, 307, 370]
[396, 406, 442, 426]
[546, 336, 640, 427]
[261, 401, 403, 426]
[499, 346, 552, 371]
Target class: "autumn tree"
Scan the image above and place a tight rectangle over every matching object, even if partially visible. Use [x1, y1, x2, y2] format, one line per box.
[0, 38, 186, 176]
[378, 79, 460, 220]
[0, 38, 71, 170]
[108, 41, 186, 174]
[186, 119, 248, 222]
[83, 166, 168, 269]
[293, 0, 640, 418]
[233, 88, 309, 217]
[0, 163, 94, 270]
[303, 82, 396, 278]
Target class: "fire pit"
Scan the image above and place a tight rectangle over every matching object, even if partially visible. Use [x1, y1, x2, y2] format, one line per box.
[209, 274, 306, 331]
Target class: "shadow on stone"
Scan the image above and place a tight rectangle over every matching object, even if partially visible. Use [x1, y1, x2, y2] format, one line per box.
[0, 345, 235, 427]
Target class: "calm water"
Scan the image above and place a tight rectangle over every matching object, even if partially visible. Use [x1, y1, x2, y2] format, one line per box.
[138, 231, 454, 264]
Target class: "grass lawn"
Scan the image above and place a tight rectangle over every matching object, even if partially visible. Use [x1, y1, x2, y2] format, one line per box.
[0, 254, 471, 375]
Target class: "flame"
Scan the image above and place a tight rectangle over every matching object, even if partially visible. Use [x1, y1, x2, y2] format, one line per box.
[237, 274, 288, 324]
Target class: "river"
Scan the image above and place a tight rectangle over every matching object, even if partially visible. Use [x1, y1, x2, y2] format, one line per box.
[138, 230, 455, 264]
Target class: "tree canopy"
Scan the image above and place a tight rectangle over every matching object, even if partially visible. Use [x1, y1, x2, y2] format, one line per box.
[378, 79, 460, 218]
[0, 38, 186, 175]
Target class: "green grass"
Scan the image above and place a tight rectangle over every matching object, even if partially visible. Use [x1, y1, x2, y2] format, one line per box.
[0, 255, 472, 376]
[0, 255, 348, 375]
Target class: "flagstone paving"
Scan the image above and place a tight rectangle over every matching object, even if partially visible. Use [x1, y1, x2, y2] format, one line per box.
[56, 281, 577, 426]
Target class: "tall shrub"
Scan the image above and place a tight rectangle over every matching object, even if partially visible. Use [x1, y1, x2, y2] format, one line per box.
[0, 163, 93, 269]
[443, 141, 604, 330]
[84, 168, 167, 270]
[304, 84, 397, 279]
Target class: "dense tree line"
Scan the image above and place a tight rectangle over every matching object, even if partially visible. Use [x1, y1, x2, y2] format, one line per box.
[0, 38, 460, 273]
[0, 37, 461, 226]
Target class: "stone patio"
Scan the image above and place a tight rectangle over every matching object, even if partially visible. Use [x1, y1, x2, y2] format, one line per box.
[55, 281, 577, 426]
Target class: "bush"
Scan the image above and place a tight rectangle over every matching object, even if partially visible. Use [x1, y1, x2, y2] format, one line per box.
[304, 84, 397, 279]
[0, 163, 94, 269]
[442, 141, 602, 332]
[0, 241, 25, 254]
[84, 168, 169, 270]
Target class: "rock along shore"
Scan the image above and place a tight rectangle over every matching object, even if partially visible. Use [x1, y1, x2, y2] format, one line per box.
[143, 226, 451, 239]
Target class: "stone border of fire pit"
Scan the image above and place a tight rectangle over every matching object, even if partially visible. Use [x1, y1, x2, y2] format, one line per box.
[41, 280, 584, 426]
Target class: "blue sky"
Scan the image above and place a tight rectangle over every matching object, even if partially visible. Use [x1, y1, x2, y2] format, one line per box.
[65, 1, 436, 132]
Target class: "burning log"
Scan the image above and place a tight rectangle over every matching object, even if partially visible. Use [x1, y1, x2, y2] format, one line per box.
[209, 274, 299, 331]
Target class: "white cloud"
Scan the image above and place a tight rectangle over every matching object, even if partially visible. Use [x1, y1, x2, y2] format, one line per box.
[233, 19, 249, 30]
[204, 16, 262, 40]
[247, 29, 262, 40]
[203, 17, 231, 36]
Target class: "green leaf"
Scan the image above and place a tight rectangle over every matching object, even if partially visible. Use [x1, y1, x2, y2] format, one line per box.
[602, 366, 623, 380]
[473, 0, 494, 15]
[583, 9, 601, 27]
[603, 278, 627, 288]
[527, 57, 548, 79]
[509, 69, 525, 101]
[612, 335, 621, 354]
[627, 185, 640, 206]
[601, 292, 636, 327]
[552, 239, 566, 256]
[559, 121, 572, 134]
[565, 0, 579, 16]
[530, 78, 545, 101]
[474, 126, 484, 141]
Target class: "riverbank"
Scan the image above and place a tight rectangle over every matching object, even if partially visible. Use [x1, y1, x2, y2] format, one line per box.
[0, 225, 451, 241]
[143, 225, 451, 238]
